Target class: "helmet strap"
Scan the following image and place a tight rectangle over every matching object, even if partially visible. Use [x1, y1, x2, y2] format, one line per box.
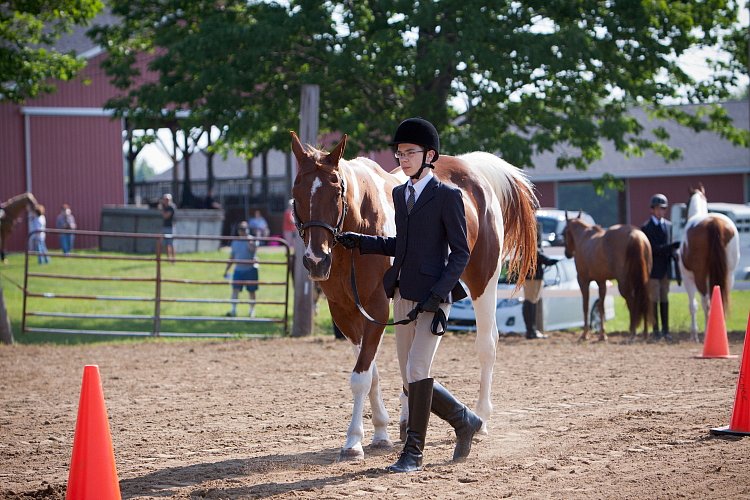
[409, 151, 434, 180]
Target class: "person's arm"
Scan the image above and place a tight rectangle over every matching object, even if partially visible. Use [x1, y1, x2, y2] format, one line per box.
[224, 248, 234, 276]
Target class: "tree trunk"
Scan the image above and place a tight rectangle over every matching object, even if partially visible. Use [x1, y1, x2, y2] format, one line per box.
[0, 285, 14, 345]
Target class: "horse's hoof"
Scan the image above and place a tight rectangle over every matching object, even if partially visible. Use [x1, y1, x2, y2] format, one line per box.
[338, 447, 365, 462]
[477, 422, 489, 436]
[399, 421, 407, 442]
[370, 438, 393, 449]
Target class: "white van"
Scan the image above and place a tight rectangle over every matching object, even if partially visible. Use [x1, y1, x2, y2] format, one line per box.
[670, 202, 750, 280]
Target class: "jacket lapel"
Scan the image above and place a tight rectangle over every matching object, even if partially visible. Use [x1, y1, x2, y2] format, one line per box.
[409, 177, 438, 215]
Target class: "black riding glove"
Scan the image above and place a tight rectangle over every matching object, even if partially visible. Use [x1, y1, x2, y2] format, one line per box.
[670, 241, 681, 250]
[337, 232, 361, 249]
[419, 293, 443, 313]
[547, 258, 559, 266]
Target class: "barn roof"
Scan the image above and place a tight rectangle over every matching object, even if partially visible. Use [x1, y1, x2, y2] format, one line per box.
[527, 100, 749, 181]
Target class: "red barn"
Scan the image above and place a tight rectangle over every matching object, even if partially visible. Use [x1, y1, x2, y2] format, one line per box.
[1, 17, 127, 252]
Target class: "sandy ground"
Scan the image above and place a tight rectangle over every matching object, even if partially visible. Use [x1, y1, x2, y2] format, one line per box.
[1, 330, 749, 499]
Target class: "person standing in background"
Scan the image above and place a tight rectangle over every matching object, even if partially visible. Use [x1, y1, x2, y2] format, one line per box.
[641, 193, 680, 342]
[159, 193, 176, 263]
[522, 225, 558, 339]
[247, 209, 270, 246]
[28, 204, 49, 264]
[223, 221, 259, 317]
[55, 203, 77, 255]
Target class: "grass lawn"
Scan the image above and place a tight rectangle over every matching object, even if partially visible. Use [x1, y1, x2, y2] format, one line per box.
[1, 247, 748, 344]
[0, 247, 337, 344]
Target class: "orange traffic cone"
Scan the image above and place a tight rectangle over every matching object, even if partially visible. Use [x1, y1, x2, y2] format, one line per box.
[695, 286, 737, 359]
[710, 312, 750, 436]
[66, 365, 121, 500]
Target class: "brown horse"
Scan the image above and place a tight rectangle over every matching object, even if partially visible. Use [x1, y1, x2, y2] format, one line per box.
[678, 185, 740, 342]
[563, 213, 652, 342]
[291, 132, 538, 461]
[0, 192, 38, 263]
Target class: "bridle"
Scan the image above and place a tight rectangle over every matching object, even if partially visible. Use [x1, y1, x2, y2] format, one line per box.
[292, 174, 348, 246]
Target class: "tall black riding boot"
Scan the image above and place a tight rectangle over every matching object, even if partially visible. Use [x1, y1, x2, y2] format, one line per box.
[431, 381, 483, 461]
[524, 301, 547, 339]
[386, 378, 433, 473]
[660, 302, 673, 342]
[651, 302, 661, 340]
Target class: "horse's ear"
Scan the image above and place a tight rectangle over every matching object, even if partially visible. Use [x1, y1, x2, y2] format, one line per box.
[290, 131, 307, 164]
[565, 210, 569, 221]
[327, 134, 348, 168]
[577, 210, 582, 219]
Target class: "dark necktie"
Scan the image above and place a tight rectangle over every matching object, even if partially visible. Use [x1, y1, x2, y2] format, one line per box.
[407, 185, 415, 214]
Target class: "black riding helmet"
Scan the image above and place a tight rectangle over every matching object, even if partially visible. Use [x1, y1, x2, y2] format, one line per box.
[390, 117, 440, 179]
[650, 194, 668, 208]
[390, 117, 440, 161]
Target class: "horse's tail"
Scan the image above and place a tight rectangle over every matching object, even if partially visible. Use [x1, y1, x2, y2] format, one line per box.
[625, 232, 651, 330]
[706, 218, 730, 311]
[465, 152, 539, 287]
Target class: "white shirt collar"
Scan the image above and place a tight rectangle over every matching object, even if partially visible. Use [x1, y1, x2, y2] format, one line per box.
[651, 215, 664, 225]
[406, 170, 434, 201]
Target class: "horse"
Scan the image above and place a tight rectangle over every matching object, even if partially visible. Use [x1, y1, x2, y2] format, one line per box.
[290, 131, 538, 461]
[0, 192, 38, 263]
[563, 213, 652, 342]
[678, 184, 740, 342]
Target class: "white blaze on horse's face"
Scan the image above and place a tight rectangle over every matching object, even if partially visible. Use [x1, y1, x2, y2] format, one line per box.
[304, 176, 327, 264]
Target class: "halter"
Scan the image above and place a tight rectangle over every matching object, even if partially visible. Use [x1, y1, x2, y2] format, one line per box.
[292, 174, 348, 245]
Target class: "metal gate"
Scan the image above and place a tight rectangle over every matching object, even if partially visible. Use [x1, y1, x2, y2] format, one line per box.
[22, 228, 291, 338]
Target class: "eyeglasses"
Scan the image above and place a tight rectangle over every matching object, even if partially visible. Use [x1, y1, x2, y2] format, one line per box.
[394, 149, 425, 160]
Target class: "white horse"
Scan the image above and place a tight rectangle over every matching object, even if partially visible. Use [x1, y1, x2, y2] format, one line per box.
[678, 185, 740, 342]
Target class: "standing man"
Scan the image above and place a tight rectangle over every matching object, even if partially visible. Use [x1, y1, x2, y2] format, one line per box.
[641, 193, 680, 342]
[159, 193, 176, 263]
[337, 117, 482, 473]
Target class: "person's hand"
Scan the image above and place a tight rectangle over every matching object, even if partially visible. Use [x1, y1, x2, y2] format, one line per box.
[337, 232, 361, 249]
[547, 258, 559, 266]
[419, 293, 442, 313]
[671, 241, 681, 250]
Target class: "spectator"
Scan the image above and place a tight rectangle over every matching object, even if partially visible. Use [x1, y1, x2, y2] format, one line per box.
[159, 193, 176, 263]
[641, 193, 680, 342]
[223, 221, 259, 317]
[282, 199, 297, 249]
[203, 188, 222, 209]
[28, 204, 49, 264]
[247, 209, 270, 246]
[55, 203, 77, 255]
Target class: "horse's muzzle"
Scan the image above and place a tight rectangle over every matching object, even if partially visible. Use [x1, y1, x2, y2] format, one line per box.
[303, 253, 332, 281]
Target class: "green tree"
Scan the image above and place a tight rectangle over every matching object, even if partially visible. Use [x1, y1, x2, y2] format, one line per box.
[1, 0, 103, 103]
[91, 1, 749, 168]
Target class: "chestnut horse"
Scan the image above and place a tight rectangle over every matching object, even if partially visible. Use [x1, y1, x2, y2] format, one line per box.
[0, 192, 38, 263]
[563, 214, 652, 342]
[678, 185, 739, 342]
[291, 132, 538, 461]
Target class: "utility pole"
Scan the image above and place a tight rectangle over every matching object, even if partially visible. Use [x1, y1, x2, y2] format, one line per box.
[291, 84, 319, 337]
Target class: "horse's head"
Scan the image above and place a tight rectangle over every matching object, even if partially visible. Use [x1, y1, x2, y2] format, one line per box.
[290, 132, 349, 281]
[563, 210, 583, 259]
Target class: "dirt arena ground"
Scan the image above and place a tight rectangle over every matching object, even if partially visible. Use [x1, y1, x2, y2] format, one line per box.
[1, 330, 749, 499]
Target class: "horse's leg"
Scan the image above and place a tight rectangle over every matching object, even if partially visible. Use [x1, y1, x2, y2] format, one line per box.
[700, 292, 711, 336]
[471, 275, 501, 435]
[579, 279, 590, 341]
[596, 281, 608, 342]
[367, 360, 393, 449]
[340, 344, 369, 461]
[684, 273, 700, 342]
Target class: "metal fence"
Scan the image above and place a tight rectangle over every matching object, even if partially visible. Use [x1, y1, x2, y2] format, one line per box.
[22, 228, 291, 338]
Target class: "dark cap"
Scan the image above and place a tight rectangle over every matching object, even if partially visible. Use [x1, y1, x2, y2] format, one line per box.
[390, 117, 440, 161]
[650, 194, 668, 208]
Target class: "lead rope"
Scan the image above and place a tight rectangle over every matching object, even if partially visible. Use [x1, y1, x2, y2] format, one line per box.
[348, 250, 447, 335]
